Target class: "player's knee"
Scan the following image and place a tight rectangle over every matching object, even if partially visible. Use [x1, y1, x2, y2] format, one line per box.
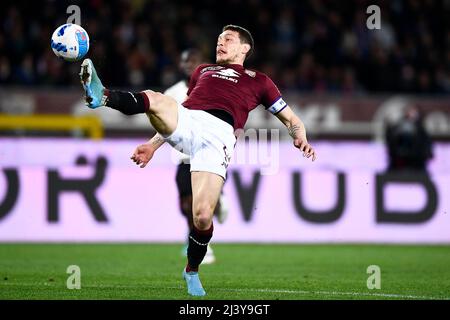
[142, 90, 176, 114]
[194, 216, 212, 230]
[193, 203, 214, 230]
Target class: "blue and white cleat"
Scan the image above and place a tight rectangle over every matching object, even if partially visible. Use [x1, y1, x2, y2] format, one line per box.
[79, 58, 106, 108]
[182, 268, 206, 297]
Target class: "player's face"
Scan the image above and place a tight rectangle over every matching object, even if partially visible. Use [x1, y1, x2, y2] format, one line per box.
[216, 30, 245, 64]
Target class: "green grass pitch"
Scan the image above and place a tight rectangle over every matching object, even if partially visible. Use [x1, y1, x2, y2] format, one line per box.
[1, 243, 449, 300]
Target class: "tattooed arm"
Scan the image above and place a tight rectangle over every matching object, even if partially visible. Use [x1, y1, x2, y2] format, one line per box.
[147, 133, 166, 149]
[275, 106, 317, 161]
[130, 133, 166, 168]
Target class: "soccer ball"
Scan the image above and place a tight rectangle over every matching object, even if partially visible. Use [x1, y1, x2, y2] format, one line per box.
[51, 23, 89, 61]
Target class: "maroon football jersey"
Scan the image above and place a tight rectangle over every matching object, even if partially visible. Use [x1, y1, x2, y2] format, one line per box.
[183, 64, 286, 130]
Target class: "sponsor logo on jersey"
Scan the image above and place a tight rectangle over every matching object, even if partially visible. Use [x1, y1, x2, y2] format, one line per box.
[212, 68, 240, 83]
[201, 66, 223, 73]
[216, 68, 240, 78]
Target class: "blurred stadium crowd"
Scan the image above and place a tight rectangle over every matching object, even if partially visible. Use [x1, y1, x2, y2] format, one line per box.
[0, 0, 449, 94]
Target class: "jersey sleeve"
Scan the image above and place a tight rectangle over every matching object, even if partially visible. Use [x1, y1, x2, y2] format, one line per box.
[186, 64, 204, 96]
[260, 75, 287, 115]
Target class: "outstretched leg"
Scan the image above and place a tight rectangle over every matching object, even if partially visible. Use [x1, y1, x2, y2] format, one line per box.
[80, 59, 178, 136]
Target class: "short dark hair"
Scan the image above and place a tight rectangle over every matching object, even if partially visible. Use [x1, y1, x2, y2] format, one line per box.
[222, 24, 254, 58]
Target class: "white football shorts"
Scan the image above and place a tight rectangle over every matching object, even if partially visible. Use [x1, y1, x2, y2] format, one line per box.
[163, 104, 236, 179]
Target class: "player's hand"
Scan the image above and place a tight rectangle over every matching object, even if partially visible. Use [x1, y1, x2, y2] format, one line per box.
[293, 138, 317, 161]
[130, 143, 156, 168]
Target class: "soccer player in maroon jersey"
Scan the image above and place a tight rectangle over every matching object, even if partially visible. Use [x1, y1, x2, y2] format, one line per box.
[144, 49, 228, 264]
[80, 25, 317, 297]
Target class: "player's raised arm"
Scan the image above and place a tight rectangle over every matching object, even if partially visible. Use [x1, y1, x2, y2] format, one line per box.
[275, 106, 317, 161]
